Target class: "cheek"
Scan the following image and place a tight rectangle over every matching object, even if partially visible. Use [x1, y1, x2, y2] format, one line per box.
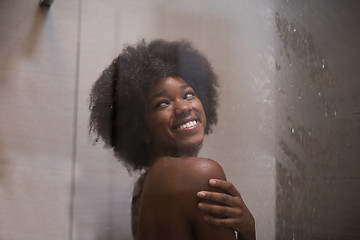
[202, 113, 207, 129]
[195, 101, 207, 126]
[146, 112, 171, 134]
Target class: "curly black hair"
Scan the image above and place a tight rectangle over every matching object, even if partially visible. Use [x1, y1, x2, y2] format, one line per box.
[89, 39, 218, 171]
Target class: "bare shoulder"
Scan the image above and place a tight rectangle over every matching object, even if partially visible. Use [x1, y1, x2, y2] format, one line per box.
[178, 157, 227, 191]
[145, 156, 228, 213]
[147, 156, 226, 191]
[186, 157, 227, 181]
[139, 157, 235, 240]
[150, 156, 225, 175]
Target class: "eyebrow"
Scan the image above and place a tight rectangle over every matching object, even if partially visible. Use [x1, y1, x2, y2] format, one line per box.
[150, 90, 167, 100]
[180, 84, 190, 90]
[149, 84, 190, 100]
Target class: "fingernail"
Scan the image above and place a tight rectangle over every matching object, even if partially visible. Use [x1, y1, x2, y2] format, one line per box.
[209, 179, 216, 185]
[197, 191, 206, 197]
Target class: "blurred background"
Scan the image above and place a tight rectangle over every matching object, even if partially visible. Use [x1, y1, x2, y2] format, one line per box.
[0, 0, 359, 239]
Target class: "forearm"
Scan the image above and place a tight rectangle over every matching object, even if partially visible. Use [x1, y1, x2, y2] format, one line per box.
[197, 179, 256, 240]
[236, 230, 256, 240]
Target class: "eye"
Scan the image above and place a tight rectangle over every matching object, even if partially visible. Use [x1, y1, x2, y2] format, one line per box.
[184, 91, 195, 100]
[154, 100, 170, 109]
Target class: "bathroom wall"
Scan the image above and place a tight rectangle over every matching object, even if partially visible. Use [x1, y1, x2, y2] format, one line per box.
[74, 1, 276, 239]
[0, 1, 78, 239]
[0, 1, 276, 239]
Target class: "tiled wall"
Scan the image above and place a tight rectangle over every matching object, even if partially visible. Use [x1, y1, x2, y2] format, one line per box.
[0, 1, 277, 239]
[74, 1, 277, 239]
[0, 1, 78, 239]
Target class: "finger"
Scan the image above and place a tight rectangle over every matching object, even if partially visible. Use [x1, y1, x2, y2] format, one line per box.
[197, 191, 238, 206]
[198, 202, 240, 218]
[203, 215, 239, 229]
[209, 179, 241, 198]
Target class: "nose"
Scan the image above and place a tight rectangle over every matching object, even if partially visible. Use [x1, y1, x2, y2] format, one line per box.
[174, 99, 192, 117]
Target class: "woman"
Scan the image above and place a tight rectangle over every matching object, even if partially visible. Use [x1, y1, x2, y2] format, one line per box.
[89, 39, 255, 239]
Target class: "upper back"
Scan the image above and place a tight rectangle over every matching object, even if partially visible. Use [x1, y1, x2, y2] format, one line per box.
[136, 156, 235, 240]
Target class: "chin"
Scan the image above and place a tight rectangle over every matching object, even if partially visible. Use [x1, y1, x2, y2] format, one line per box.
[175, 139, 204, 156]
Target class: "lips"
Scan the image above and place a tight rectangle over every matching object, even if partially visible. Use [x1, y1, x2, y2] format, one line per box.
[177, 120, 198, 130]
[173, 119, 200, 131]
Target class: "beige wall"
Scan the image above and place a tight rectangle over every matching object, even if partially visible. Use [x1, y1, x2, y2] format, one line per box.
[74, 1, 277, 239]
[0, 1, 78, 239]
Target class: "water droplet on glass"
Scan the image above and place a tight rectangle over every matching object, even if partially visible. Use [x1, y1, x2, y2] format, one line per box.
[321, 59, 326, 69]
[276, 62, 281, 70]
[325, 112, 328, 117]
[334, 111, 337, 116]
[318, 92, 321, 96]
[291, 128, 295, 133]
[293, 28, 296, 32]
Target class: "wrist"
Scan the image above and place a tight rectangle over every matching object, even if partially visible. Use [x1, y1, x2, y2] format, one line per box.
[236, 230, 256, 240]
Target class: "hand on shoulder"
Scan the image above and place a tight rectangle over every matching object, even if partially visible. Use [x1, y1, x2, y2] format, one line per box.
[197, 178, 256, 240]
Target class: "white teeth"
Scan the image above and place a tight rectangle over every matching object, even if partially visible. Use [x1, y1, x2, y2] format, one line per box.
[178, 120, 197, 130]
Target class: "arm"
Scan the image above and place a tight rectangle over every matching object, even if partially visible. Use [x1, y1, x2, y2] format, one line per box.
[180, 158, 236, 240]
[197, 179, 256, 240]
[137, 156, 236, 240]
[131, 172, 147, 239]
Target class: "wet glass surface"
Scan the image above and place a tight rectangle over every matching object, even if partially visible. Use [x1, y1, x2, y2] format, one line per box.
[274, 1, 360, 239]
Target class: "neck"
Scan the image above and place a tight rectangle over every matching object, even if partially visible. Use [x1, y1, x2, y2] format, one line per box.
[147, 145, 201, 165]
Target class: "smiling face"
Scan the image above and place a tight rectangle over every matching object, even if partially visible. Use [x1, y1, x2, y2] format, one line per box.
[144, 77, 207, 158]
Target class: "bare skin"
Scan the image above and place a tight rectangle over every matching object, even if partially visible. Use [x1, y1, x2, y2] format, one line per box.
[132, 176, 256, 240]
[136, 156, 236, 240]
[197, 179, 256, 240]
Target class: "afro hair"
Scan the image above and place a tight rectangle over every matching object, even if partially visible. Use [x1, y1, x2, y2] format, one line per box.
[89, 39, 218, 171]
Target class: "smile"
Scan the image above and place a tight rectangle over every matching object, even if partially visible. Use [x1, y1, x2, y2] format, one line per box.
[176, 120, 198, 130]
